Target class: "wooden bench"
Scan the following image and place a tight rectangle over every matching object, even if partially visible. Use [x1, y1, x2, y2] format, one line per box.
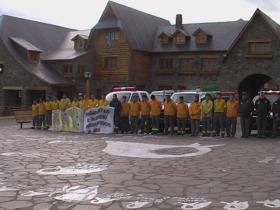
[14, 110, 32, 129]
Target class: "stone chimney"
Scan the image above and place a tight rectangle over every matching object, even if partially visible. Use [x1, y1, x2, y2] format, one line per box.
[176, 14, 183, 29]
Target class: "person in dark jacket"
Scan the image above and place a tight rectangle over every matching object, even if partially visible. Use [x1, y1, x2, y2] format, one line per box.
[239, 93, 254, 138]
[255, 92, 271, 138]
[109, 94, 122, 133]
[272, 93, 280, 137]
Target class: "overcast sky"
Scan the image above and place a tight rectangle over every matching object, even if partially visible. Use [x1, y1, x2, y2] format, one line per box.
[0, 0, 279, 30]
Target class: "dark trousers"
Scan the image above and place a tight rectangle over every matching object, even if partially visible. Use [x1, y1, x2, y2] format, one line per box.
[226, 117, 237, 137]
[164, 115, 175, 135]
[130, 116, 139, 134]
[141, 115, 150, 133]
[257, 116, 267, 137]
[272, 117, 280, 137]
[213, 112, 225, 136]
[45, 110, 52, 127]
[191, 119, 200, 136]
[202, 117, 212, 135]
[241, 116, 250, 138]
[177, 117, 186, 134]
[120, 116, 129, 133]
[114, 113, 120, 132]
[38, 114, 45, 129]
[151, 116, 160, 133]
[32, 116, 38, 128]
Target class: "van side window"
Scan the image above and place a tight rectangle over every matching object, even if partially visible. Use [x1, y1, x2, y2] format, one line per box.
[131, 93, 139, 101]
[141, 93, 148, 99]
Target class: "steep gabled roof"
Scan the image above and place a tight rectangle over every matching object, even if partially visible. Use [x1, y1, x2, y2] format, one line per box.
[0, 15, 74, 85]
[91, 1, 171, 51]
[9, 37, 42, 52]
[153, 20, 247, 52]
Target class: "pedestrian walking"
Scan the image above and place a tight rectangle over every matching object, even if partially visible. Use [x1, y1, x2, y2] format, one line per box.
[272, 93, 280, 137]
[255, 92, 270, 138]
[129, 96, 141, 134]
[120, 96, 130, 134]
[226, 94, 239, 137]
[164, 95, 177, 135]
[109, 94, 122, 134]
[189, 95, 201, 136]
[149, 95, 162, 134]
[140, 95, 151, 134]
[213, 93, 226, 137]
[176, 96, 189, 135]
[201, 94, 213, 136]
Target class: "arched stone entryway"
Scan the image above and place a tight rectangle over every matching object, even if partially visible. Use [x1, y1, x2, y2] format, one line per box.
[238, 74, 272, 98]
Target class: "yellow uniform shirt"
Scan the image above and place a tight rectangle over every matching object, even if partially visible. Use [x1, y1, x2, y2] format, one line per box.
[149, 99, 162, 116]
[82, 99, 90, 112]
[32, 104, 39, 117]
[226, 100, 239, 117]
[59, 98, 71, 110]
[71, 101, 80, 108]
[141, 101, 151, 116]
[120, 102, 130, 116]
[129, 101, 141, 117]
[38, 103, 46, 115]
[89, 99, 99, 108]
[189, 101, 201, 120]
[214, 99, 226, 113]
[99, 99, 109, 107]
[44, 101, 52, 111]
[176, 102, 189, 118]
[201, 100, 213, 118]
[51, 100, 60, 110]
[164, 100, 177, 116]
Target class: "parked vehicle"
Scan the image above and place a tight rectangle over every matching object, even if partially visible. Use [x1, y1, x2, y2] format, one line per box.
[106, 87, 150, 102]
[150, 90, 174, 103]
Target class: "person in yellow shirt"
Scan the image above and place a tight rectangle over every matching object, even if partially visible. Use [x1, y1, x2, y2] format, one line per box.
[226, 94, 239, 137]
[201, 94, 213, 136]
[99, 94, 109, 107]
[120, 95, 130, 133]
[59, 94, 71, 110]
[89, 94, 99, 108]
[51, 97, 60, 110]
[213, 93, 226, 137]
[149, 95, 162, 134]
[189, 95, 201, 136]
[164, 95, 177, 135]
[176, 96, 189, 135]
[31, 100, 39, 129]
[140, 95, 151, 134]
[38, 98, 46, 129]
[71, 97, 80, 108]
[129, 96, 141, 134]
[82, 94, 90, 112]
[44, 97, 52, 129]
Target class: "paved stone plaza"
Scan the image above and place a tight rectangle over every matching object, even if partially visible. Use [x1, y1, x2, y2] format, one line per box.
[0, 119, 279, 210]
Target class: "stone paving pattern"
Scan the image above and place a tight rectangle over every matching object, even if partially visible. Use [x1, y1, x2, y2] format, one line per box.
[0, 120, 279, 210]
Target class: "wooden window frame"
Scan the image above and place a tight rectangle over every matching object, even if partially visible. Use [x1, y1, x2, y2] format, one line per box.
[28, 51, 40, 62]
[178, 58, 194, 74]
[77, 64, 87, 78]
[159, 58, 173, 70]
[200, 58, 220, 74]
[247, 40, 272, 58]
[174, 34, 186, 44]
[62, 64, 73, 78]
[160, 36, 169, 44]
[104, 56, 118, 70]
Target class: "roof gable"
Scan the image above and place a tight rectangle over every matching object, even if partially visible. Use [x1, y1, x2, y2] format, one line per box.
[192, 28, 212, 37]
[9, 36, 42, 52]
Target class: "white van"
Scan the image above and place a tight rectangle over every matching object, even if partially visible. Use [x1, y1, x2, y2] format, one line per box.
[106, 87, 150, 102]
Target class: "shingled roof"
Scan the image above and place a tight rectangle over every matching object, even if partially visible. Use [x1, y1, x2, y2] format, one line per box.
[0, 15, 75, 85]
[92, 1, 171, 51]
[153, 20, 248, 52]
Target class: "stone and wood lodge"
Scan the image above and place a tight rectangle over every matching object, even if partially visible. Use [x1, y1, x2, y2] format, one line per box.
[0, 1, 279, 107]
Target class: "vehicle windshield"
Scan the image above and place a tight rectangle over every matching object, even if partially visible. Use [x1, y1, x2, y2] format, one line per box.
[106, 92, 132, 102]
[253, 95, 279, 105]
[171, 93, 197, 104]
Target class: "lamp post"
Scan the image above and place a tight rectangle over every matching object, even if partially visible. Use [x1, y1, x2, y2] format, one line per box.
[84, 71, 92, 96]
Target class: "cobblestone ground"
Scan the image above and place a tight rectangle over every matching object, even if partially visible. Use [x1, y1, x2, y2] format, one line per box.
[0, 119, 279, 210]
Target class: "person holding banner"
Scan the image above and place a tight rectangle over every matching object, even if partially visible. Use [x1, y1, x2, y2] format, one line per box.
[120, 95, 130, 134]
[150, 95, 162, 134]
[110, 94, 122, 133]
[130, 96, 141, 134]
[59, 94, 71, 131]
[89, 94, 99, 108]
[140, 95, 151, 134]
[99, 95, 109, 107]
[51, 97, 60, 110]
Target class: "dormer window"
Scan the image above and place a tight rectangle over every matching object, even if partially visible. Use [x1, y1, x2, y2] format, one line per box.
[158, 32, 171, 45]
[172, 29, 189, 45]
[28, 51, 40, 62]
[192, 28, 212, 44]
[72, 35, 88, 50]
